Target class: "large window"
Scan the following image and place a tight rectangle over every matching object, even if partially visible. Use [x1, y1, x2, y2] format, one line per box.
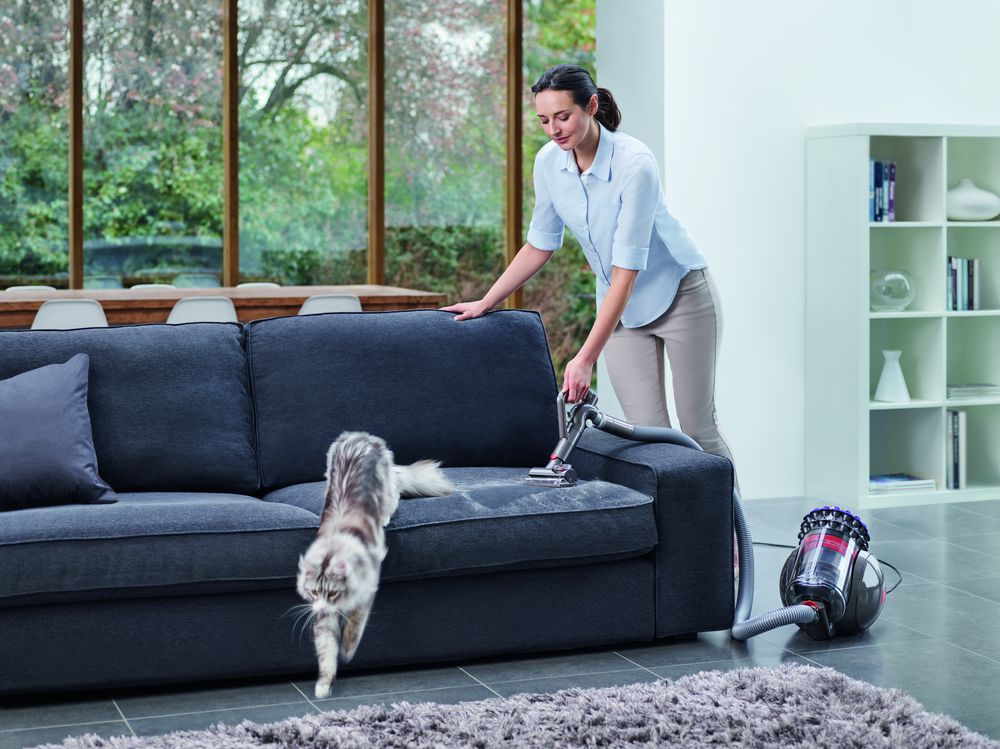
[0, 1, 70, 288]
[238, 0, 368, 285]
[82, 0, 224, 288]
[383, 0, 507, 298]
[0, 0, 598, 369]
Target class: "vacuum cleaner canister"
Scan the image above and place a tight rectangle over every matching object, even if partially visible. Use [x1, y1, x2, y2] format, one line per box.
[732, 506, 886, 641]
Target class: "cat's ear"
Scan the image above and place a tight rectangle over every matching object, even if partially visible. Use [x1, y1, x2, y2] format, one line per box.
[332, 558, 349, 576]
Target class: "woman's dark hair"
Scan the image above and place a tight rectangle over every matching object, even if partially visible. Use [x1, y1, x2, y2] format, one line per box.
[531, 64, 621, 132]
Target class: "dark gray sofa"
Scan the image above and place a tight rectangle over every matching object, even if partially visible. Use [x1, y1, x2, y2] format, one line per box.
[0, 309, 734, 695]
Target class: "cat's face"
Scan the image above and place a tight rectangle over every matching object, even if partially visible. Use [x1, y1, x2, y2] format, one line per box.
[297, 537, 377, 612]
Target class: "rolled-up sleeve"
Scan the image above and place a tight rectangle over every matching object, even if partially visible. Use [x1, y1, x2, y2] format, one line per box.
[526, 151, 564, 251]
[611, 155, 659, 271]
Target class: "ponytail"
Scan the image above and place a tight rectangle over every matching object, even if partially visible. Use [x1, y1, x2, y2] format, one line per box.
[531, 64, 622, 131]
[595, 87, 621, 132]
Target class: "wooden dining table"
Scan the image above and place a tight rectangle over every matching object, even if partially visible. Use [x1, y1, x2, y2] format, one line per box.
[0, 284, 448, 329]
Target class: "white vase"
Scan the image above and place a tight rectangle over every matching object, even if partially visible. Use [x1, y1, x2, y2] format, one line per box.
[874, 350, 911, 402]
[946, 178, 1000, 221]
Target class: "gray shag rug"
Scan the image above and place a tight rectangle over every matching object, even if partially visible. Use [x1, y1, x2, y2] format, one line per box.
[33, 664, 999, 748]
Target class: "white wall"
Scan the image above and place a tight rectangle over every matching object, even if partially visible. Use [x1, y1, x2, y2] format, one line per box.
[599, 0, 1000, 498]
[595, 0, 665, 421]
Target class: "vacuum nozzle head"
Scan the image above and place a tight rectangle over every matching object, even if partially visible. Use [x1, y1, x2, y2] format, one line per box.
[526, 464, 578, 487]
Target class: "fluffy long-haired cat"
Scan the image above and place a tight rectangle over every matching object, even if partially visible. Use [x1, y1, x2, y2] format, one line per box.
[296, 431, 453, 698]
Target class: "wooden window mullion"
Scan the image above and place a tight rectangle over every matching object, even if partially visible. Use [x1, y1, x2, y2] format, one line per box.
[222, 0, 239, 286]
[504, 0, 523, 309]
[367, 0, 385, 286]
[68, 0, 83, 289]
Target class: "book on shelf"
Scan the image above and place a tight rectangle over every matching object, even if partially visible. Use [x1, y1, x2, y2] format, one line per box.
[946, 256, 982, 311]
[869, 159, 897, 222]
[946, 409, 968, 490]
[869, 472, 935, 493]
[947, 383, 1000, 399]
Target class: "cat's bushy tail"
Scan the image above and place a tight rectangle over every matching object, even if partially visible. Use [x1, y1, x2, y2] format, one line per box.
[394, 460, 454, 498]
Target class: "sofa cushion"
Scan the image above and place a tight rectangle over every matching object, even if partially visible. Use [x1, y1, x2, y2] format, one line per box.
[0, 324, 258, 493]
[264, 467, 657, 582]
[246, 310, 560, 488]
[0, 354, 116, 511]
[0, 493, 319, 606]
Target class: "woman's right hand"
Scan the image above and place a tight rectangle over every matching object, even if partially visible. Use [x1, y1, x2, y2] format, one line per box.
[440, 300, 491, 321]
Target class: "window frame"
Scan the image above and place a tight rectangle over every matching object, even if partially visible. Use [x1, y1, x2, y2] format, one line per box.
[61, 0, 523, 297]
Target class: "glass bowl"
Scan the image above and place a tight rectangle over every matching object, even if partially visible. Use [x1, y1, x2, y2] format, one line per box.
[869, 269, 915, 312]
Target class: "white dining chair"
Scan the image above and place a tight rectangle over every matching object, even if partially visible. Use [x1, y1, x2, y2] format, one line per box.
[166, 296, 238, 324]
[131, 283, 176, 289]
[237, 282, 281, 288]
[31, 300, 109, 330]
[297, 294, 362, 315]
[5, 285, 57, 292]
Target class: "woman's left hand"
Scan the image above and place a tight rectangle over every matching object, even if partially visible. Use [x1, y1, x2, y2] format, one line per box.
[562, 355, 595, 403]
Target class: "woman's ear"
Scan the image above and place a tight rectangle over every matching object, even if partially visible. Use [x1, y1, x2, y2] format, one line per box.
[588, 93, 599, 115]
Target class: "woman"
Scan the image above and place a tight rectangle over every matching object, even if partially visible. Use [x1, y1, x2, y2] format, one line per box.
[442, 63, 737, 482]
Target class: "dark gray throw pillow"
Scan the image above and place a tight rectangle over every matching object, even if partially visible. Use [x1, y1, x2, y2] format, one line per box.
[0, 353, 116, 511]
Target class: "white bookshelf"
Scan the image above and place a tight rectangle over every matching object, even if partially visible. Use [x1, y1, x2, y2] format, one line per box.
[806, 124, 1000, 509]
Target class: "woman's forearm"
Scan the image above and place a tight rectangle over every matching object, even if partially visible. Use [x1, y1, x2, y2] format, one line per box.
[480, 243, 553, 309]
[577, 266, 638, 364]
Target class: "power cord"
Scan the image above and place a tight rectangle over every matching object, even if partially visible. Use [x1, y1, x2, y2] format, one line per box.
[750, 541, 903, 593]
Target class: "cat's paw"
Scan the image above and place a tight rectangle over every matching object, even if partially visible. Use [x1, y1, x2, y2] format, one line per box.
[314, 681, 332, 699]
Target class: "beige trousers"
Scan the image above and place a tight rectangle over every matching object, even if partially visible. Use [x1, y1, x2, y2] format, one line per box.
[604, 268, 739, 492]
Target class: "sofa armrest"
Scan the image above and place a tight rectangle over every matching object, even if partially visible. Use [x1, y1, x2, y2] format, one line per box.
[572, 429, 734, 637]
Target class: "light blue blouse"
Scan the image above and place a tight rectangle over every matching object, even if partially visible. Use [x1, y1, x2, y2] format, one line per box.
[526, 123, 707, 328]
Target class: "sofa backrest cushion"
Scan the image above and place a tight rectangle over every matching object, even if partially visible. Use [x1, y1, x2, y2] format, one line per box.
[247, 309, 559, 488]
[0, 324, 258, 493]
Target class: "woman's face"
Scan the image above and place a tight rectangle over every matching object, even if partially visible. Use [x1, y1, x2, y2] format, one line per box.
[535, 89, 597, 151]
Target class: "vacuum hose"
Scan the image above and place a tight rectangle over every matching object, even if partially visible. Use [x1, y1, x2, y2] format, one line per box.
[588, 412, 755, 635]
[730, 604, 817, 639]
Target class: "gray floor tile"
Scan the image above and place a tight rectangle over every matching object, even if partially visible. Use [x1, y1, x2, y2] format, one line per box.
[460, 648, 632, 684]
[128, 701, 316, 737]
[487, 668, 659, 698]
[293, 664, 475, 701]
[803, 638, 1000, 722]
[0, 698, 121, 734]
[946, 577, 1000, 604]
[947, 533, 1000, 558]
[616, 630, 788, 669]
[864, 537, 1000, 583]
[115, 680, 304, 720]
[876, 580, 1000, 662]
[952, 499, 1000, 520]
[0, 723, 130, 749]
[756, 617, 929, 654]
[312, 684, 498, 713]
[747, 502, 927, 544]
[868, 504, 1000, 538]
[650, 653, 816, 681]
